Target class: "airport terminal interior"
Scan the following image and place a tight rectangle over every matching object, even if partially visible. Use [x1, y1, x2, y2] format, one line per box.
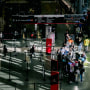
[0, 0, 90, 90]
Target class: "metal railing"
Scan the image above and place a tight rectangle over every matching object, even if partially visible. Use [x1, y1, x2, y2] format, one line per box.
[0, 83, 51, 90]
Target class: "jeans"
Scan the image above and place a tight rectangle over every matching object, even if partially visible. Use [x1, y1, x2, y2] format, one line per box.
[78, 45, 82, 52]
[80, 74, 83, 82]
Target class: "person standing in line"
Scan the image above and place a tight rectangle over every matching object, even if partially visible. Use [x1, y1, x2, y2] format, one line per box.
[32, 45, 34, 53]
[84, 37, 89, 53]
[29, 45, 35, 68]
[3, 45, 7, 57]
[31, 45, 35, 57]
[64, 30, 69, 43]
[79, 64, 85, 82]
[77, 37, 83, 52]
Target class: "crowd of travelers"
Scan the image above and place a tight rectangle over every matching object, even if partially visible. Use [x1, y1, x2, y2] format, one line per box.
[57, 25, 89, 83]
[1, 24, 89, 84]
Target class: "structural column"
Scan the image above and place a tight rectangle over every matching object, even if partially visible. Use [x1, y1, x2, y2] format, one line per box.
[79, 0, 83, 14]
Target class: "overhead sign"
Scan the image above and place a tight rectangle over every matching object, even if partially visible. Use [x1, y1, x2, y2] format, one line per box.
[12, 14, 86, 24]
[12, 15, 34, 23]
[64, 14, 87, 23]
[12, 15, 65, 23]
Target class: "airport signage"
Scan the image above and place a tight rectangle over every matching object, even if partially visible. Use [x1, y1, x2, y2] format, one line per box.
[12, 14, 86, 24]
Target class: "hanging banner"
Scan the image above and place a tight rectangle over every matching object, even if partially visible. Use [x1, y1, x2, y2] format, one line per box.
[48, 32, 55, 44]
[50, 71, 59, 90]
[46, 38, 52, 54]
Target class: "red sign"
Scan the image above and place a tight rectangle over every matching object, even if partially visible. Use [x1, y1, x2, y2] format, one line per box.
[51, 84, 58, 90]
[46, 38, 52, 54]
[31, 34, 34, 37]
[50, 71, 59, 90]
